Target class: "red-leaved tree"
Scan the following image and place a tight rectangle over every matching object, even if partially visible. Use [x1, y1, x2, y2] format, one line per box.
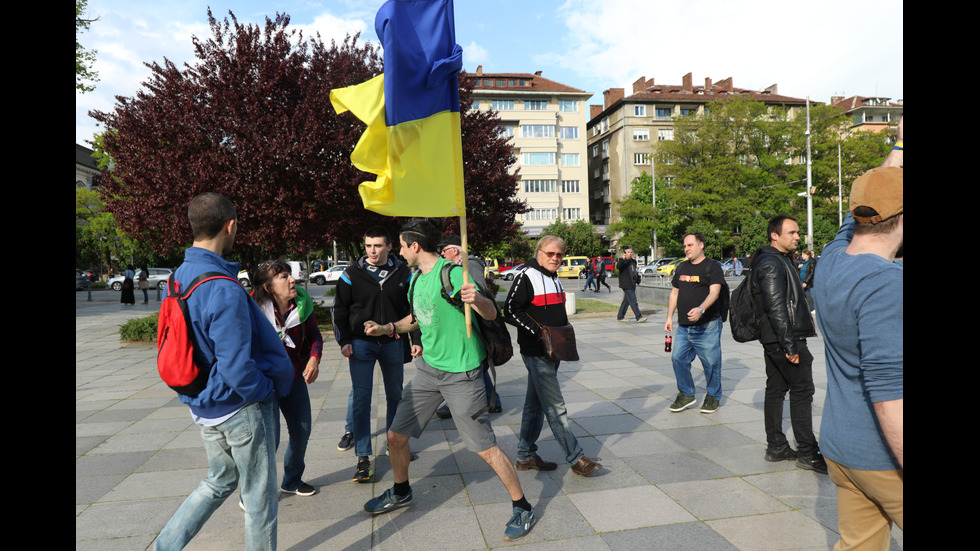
[91, 10, 526, 269]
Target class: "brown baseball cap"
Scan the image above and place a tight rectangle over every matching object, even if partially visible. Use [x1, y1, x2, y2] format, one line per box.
[850, 167, 903, 224]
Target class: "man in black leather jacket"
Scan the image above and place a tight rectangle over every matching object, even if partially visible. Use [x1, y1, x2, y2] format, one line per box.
[751, 215, 827, 474]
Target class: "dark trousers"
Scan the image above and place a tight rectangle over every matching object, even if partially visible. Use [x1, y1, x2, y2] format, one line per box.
[762, 341, 818, 455]
[617, 289, 641, 320]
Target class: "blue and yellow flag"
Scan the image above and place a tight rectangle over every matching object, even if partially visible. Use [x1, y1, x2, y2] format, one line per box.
[330, 0, 465, 217]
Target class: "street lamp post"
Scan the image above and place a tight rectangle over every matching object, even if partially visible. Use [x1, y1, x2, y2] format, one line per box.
[805, 98, 814, 250]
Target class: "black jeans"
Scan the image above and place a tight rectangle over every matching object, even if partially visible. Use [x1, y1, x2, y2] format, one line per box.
[762, 341, 818, 455]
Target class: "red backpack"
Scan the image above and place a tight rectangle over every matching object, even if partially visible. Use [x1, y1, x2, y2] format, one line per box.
[157, 272, 239, 396]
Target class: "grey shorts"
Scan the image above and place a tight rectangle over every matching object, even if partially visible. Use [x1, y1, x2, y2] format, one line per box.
[388, 357, 496, 453]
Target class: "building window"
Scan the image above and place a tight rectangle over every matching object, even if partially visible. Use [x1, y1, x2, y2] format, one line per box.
[634, 105, 646, 117]
[633, 128, 650, 141]
[634, 153, 650, 165]
[560, 153, 580, 166]
[591, 144, 599, 157]
[523, 179, 557, 193]
[601, 139, 609, 156]
[525, 207, 558, 221]
[559, 126, 579, 140]
[499, 125, 516, 138]
[491, 100, 514, 110]
[561, 180, 580, 193]
[522, 125, 555, 138]
[600, 118, 609, 132]
[656, 107, 673, 120]
[658, 129, 673, 141]
[563, 207, 582, 220]
[681, 108, 697, 117]
[559, 100, 578, 112]
[522, 152, 556, 165]
[524, 100, 548, 111]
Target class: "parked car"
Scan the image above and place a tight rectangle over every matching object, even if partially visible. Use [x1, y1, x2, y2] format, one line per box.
[107, 268, 174, 291]
[581, 257, 614, 278]
[76, 271, 92, 291]
[657, 258, 685, 276]
[497, 262, 521, 276]
[721, 256, 751, 276]
[556, 256, 589, 278]
[501, 263, 525, 281]
[309, 265, 347, 285]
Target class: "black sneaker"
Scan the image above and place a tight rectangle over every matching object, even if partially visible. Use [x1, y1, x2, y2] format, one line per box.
[764, 444, 798, 462]
[354, 458, 374, 483]
[337, 431, 354, 451]
[435, 405, 452, 419]
[796, 452, 829, 474]
[282, 482, 318, 496]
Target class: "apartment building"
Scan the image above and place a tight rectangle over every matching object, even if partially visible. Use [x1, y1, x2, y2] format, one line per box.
[586, 73, 809, 227]
[466, 67, 593, 236]
[830, 95, 903, 135]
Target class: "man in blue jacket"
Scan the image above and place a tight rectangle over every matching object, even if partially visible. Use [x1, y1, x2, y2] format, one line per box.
[154, 193, 294, 551]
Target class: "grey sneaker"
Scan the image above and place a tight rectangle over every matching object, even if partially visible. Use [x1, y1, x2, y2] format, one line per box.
[636, 317, 648, 323]
[503, 506, 535, 541]
[364, 487, 413, 515]
[669, 393, 696, 412]
[699, 396, 720, 414]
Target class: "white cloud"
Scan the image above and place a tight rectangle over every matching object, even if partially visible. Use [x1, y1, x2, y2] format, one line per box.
[462, 41, 489, 69]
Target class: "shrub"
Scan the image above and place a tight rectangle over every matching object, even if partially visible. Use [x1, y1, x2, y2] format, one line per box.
[119, 313, 159, 342]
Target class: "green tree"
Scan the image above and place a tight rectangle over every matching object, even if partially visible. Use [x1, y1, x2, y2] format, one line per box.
[541, 219, 604, 258]
[76, 0, 99, 92]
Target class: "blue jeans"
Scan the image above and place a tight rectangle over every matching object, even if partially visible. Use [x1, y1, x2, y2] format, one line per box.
[582, 273, 596, 291]
[349, 338, 404, 457]
[155, 402, 278, 551]
[517, 354, 584, 464]
[617, 288, 642, 320]
[671, 319, 723, 399]
[274, 378, 311, 491]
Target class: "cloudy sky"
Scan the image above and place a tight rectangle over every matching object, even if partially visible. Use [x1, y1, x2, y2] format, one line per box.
[75, 0, 903, 146]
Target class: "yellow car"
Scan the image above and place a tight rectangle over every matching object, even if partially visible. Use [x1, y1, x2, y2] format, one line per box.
[657, 258, 685, 276]
[556, 256, 589, 278]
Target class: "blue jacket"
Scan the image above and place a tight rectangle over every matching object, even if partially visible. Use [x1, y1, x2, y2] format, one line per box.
[171, 247, 293, 419]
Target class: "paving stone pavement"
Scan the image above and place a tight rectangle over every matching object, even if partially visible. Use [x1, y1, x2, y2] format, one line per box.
[76, 286, 902, 550]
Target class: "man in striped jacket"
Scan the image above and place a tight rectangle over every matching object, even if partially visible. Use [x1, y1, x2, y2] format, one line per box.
[504, 236, 601, 476]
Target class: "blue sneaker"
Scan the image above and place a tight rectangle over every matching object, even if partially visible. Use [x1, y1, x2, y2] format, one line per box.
[364, 487, 412, 515]
[503, 506, 535, 541]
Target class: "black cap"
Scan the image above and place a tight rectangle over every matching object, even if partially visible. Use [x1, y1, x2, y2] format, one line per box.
[438, 234, 462, 248]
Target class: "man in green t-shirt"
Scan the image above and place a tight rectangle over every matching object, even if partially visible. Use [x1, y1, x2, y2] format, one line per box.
[360, 218, 535, 543]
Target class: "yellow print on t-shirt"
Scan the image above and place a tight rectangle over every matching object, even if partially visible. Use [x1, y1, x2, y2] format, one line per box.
[679, 275, 700, 283]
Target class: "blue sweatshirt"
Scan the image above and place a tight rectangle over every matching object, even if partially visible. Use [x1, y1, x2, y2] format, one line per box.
[171, 247, 294, 420]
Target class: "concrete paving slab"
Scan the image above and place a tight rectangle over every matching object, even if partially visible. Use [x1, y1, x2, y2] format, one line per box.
[76, 289, 902, 550]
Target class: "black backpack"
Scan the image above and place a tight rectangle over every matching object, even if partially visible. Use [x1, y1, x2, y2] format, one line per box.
[728, 270, 761, 343]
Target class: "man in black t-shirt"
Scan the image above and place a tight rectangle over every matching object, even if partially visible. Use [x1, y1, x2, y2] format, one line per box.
[664, 233, 725, 413]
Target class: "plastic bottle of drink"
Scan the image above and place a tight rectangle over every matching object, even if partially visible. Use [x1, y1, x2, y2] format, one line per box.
[665, 332, 672, 353]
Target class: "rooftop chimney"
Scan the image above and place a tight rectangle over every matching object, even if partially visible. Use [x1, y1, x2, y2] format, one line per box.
[705, 77, 712, 91]
[476, 65, 483, 75]
[590, 104, 604, 121]
[716, 77, 733, 92]
[764, 83, 778, 95]
[682, 72, 693, 92]
[633, 76, 647, 94]
[604, 88, 625, 110]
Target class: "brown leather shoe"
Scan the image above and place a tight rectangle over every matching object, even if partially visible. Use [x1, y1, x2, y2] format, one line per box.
[515, 455, 558, 471]
[571, 456, 602, 476]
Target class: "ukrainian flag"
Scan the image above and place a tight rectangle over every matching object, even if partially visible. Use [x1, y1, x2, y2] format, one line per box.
[330, 0, 465, 217]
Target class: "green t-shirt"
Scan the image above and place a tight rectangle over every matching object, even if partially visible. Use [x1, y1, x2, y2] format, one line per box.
[410, 257, 487, 372]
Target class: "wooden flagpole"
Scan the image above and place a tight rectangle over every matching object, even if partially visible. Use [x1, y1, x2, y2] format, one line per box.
[460, 213, 473, 338]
